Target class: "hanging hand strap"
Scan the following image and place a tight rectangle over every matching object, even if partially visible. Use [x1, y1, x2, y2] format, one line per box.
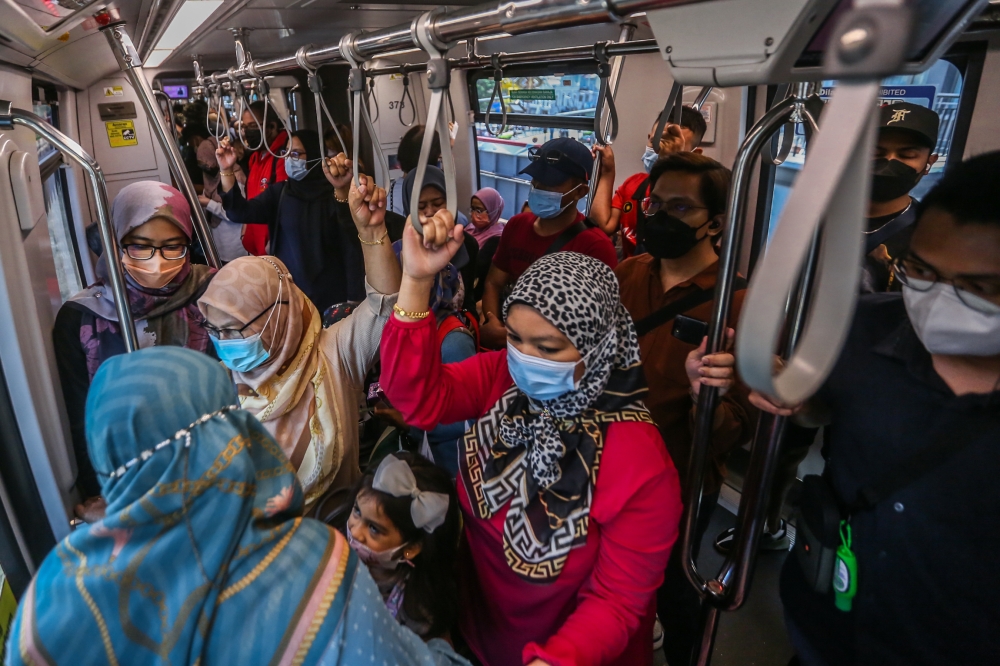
[651, 81, 683, 151]
[398, 73, 416, 127]
[769, 84, 796, 165]
[484, 53, 508, 136]
[340, 35, 392, 190]
[736, 82, 880, 405]
[367, 77, 379, 123]
[295, 46, 343, 163]
[410, 11, 457, 236]
[592, 42, 618, 146]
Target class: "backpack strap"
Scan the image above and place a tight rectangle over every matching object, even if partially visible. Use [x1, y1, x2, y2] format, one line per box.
[437, 313, 480, 350]
[633, 277, 748, 337]
[544, 220, 587, 256]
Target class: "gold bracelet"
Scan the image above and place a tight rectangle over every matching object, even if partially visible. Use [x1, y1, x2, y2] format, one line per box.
[358, 230, 388, 246]
[220, 171, 235, 177]
[334, 191, 349, 203]
[393, 303, 430, 320]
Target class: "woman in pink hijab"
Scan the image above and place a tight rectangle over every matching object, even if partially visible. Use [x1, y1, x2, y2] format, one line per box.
[466, 187, 505, 248]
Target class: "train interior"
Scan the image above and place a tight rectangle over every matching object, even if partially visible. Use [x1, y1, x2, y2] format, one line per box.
[1, 0, 999, 663]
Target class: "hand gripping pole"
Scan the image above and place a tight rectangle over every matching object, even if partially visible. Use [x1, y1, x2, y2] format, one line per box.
[409, 11, 458, 236]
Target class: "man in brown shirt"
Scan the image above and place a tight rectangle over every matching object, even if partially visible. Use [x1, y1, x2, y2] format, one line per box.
[615, 152, 754, 666]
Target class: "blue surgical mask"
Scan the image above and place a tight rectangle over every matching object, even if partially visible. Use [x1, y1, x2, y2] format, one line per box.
[642, 147, 658, 173]
[527, 184, 582, 220]
[284, 156, 308, 181]
[211, 334, 271, 372]
[506, 330, 612, 402]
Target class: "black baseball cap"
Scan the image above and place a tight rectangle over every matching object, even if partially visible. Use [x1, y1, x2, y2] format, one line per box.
[519, 137, 594, 187]
[878, 102, 939, 150]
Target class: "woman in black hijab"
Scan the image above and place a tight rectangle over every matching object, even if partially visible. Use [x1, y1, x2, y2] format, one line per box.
[217, 129, 365, 311]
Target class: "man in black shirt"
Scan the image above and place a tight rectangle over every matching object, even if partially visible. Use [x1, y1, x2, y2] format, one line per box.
[862, 101, 939, 293]
[753, 151, 1000, 665]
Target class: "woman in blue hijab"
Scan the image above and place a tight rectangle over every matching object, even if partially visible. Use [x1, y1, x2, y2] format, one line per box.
[4, 347, 469, 666]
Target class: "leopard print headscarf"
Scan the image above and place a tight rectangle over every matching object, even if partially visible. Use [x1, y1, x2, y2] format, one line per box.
[459, 252, 653, 582]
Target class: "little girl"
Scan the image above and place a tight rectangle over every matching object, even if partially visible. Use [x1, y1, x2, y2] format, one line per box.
[346, 451, 460, 639]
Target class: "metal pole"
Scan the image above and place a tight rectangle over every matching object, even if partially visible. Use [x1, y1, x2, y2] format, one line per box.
[586, 23, 635, 216]
[0, 102, 139, 352]
[100, 22, 222, 269]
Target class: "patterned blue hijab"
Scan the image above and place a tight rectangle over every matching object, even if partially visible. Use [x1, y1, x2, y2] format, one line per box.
[6, 347, 356, 665]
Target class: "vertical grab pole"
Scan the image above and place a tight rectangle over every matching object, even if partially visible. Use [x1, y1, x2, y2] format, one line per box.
[586, 23, 635, 217]
[680, 96, 797, 666]
[99, 21, 222, 269]
[0, 102, 139, 352]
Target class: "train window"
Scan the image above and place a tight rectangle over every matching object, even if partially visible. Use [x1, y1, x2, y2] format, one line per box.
[766, 58, 966, 240]
[469, 65, 602, 220]
[43, 169, 84, 302]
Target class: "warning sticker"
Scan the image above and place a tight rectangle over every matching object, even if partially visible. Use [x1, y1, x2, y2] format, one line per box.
[104, 86, 124, 97]
[0, 569, 17, 663]
[106, 120, 138, 147]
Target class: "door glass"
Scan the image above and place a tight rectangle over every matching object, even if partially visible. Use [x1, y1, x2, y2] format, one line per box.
[44, 171, 83, 301]
[767, 58, 964, 240]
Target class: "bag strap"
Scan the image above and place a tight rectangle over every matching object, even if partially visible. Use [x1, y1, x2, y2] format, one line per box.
[544, 220, 587, 256]
[848, 415, 995, 513]
[634, 276, 748, 337]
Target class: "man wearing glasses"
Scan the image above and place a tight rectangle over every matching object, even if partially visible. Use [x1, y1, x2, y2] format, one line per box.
[753, 152, 1000, 666]
[613, 151, 755, 665]
[480, 138, 617, 349]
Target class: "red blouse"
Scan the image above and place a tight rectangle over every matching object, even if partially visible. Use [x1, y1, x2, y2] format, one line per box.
[380, 314, 683, 666]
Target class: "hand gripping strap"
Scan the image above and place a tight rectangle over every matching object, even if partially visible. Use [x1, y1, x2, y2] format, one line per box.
[651, 81, 683, 151]
[409, 15, 457, 236]
[736, 82, 879, 405]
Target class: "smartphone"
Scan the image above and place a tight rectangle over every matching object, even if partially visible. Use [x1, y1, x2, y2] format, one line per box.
[672, 314, 709, 346]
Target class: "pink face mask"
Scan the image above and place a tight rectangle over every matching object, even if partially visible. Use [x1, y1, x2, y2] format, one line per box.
[122, 254, 186, 290]
[345, 527, 413, 570]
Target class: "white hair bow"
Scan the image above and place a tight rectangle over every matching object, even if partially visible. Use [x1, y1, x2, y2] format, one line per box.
[372, 454, 450, 533]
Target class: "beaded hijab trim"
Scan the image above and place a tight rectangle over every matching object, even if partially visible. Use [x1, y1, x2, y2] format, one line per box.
[99, 404, 240, 479]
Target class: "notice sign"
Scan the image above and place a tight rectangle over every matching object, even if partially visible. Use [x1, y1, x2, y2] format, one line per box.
[509, 89, 556, 101]
[106, 120, 138, 147]
[0, 569, 16, 663]
[104, 85, 124, 97]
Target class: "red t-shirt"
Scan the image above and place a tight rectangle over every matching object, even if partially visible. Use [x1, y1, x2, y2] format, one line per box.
[492, 211, 618, 280]
[242, 131, 289, 255]
[612, 172, 651, 259]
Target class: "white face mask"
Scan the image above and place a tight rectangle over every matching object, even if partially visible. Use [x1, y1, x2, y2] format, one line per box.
[903, 280, 1000, 356]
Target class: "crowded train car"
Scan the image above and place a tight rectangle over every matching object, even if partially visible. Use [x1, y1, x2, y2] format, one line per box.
[0, 0, 998, 663]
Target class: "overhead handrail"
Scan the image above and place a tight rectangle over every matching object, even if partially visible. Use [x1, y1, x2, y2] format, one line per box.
[409, 10, 458, 235]
[691, 85, 713, 111]
[339, 34, 392, 190]
[398, 73, 417, 127]
[484, 52, 508, 136]
[0, 101, 138, 352]
[296, 46, 347, 165]
[99, 22, 220, 269]
[650, 81, 683, 152]
[592, 41, 619, 146]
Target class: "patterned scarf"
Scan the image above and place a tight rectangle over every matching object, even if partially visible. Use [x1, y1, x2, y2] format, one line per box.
[459, 252, 652, 582]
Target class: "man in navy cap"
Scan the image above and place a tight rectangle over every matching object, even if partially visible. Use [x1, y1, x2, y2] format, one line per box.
[480, 137, 618, 349]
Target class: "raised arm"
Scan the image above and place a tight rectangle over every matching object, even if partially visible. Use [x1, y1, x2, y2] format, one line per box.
[589, 145, 618, 235]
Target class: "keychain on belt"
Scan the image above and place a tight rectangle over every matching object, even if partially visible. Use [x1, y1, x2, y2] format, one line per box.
[833, 519, 858, 611]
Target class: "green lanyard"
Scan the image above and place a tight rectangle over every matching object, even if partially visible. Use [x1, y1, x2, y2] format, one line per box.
[833, 519, 858, 612]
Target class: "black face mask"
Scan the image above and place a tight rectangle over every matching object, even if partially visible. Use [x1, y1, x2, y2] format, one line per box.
[242, 128, 262, 149]
[641, 211, 711, 259]
[870, 158, 922, 202]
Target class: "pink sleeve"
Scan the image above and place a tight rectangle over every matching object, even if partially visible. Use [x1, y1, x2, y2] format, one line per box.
[380, 314, 510, 431]
[523, 423, 682, 666]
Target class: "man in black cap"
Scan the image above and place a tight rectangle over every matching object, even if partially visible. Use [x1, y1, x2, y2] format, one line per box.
[863, 100, 940, 292]
[480, 137, 618, 349]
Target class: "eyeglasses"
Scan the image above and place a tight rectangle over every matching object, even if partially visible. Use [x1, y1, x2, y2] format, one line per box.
[892, 256, 1000, 314]
[286, 150, 307, 159]
[123, 244, 189, 261]
[202, 300, 290, 339]
[470, 206, 488, 215]
[640, 198, 709, 218]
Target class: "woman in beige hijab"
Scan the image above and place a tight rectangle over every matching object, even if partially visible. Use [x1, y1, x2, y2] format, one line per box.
[198, 160, 401, 509]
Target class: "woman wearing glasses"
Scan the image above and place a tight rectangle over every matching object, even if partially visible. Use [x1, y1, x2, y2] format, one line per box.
[53, 181, 218, 520]
[196, 174, 401, 514]
[215, 129, 367, 313]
